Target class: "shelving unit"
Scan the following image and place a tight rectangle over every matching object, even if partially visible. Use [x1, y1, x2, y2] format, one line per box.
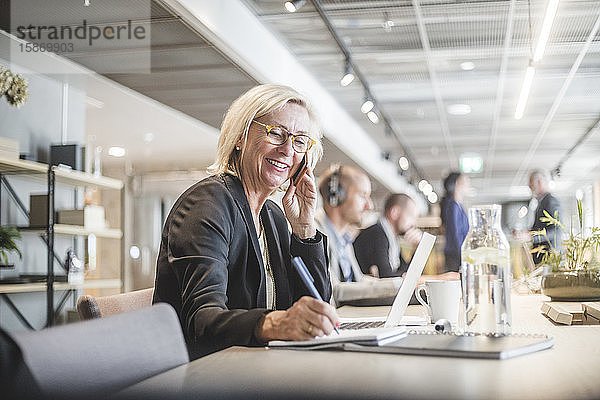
[0, 155, 124, 329]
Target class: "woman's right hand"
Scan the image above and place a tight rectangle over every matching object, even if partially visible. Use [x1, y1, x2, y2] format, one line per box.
[254, 296, 339, 342]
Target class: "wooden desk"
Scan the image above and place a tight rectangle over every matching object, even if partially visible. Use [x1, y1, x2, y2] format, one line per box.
[121, 295, 600, 399]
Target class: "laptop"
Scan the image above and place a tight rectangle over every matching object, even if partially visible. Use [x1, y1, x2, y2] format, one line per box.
[339, 232, 436, 330]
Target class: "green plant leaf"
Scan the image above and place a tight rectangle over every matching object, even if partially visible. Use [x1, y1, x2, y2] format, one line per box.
[577, 199, 583, 231]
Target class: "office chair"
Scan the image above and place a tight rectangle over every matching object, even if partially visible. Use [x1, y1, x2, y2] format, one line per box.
[11, 303, 189, 397]
[77, 287, 154, 320]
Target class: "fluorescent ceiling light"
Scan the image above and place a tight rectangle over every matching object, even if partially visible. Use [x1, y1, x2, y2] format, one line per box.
[460, 61, 475, 71]
[366, 111, 379, 124]
[398, 156, 409, 171]
[515, 64, 536, 120]
[144, 132, 154, 143]
[360, 100, 374, 114]
[108, 146, 126, 157]
[447, 104, 471, 115]
[533, 0, 560, 62]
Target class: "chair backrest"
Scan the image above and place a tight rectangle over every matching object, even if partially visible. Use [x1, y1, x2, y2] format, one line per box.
[77, 287, 154, 320]
[11, 303, 189, 397]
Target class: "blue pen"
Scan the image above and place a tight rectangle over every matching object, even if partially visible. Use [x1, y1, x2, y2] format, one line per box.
[292, 257, 340, 335]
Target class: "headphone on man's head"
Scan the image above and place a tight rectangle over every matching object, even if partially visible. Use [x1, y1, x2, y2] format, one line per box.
[326, 164, 346, 207]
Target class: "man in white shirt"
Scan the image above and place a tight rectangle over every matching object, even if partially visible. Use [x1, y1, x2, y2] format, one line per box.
[316, 165, 402, 306]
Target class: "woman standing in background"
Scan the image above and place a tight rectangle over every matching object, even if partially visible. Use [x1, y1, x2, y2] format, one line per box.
[440, 172, 470, 272]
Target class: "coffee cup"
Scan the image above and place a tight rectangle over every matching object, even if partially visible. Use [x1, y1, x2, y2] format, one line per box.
[415, 280, 461, 325]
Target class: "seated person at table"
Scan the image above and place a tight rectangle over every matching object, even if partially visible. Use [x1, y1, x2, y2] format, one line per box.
[153, 84, 339, 360]
[354, 193, 422, 278]
[354, 193, 459, 281]
[316, 165, 402, 306]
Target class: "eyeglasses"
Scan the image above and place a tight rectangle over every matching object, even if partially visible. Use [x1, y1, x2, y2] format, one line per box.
[252, 120, 315, 153]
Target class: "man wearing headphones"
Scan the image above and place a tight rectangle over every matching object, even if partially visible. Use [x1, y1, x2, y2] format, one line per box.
[316, 165, 402, 306]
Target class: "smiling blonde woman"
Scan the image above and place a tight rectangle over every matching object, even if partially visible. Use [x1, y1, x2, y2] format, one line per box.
[153, 84, 338, 359]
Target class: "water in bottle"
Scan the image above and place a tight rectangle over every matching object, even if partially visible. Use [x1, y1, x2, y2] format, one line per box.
[461, 205, 512, 335]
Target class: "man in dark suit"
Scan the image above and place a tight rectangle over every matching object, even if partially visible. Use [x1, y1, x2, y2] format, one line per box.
[353, 193, 422, 278]
[529, 169, 562, 264]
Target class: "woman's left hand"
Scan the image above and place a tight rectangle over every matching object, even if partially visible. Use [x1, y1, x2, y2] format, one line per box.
[282, 165, 317, 239]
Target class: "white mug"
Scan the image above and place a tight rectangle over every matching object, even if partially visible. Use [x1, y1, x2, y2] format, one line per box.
[415, 280, 461, 325]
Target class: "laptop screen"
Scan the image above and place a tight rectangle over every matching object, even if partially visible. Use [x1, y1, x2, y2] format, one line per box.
[384, 232, 436, 327]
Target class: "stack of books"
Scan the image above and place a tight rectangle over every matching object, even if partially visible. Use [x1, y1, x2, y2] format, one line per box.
[541, 301, 600, 325]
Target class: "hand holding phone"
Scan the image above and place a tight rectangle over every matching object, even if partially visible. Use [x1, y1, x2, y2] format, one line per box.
[291, 154, 308, 186]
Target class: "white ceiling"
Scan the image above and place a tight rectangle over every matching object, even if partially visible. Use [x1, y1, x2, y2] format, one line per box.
[5, 0, 600, 206]
[243, 0, 600, 201]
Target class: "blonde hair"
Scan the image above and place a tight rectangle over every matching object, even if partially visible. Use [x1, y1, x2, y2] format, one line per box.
[208, 84, 323, 179]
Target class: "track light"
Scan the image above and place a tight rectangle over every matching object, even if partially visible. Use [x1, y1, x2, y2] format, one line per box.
[367, 111, 379, 124]
[398, 157, 409, 171]
[284, 0, 306, 13]
[340, 61, 355, 87]
[361, 99, 374, 114]
[427, 192, 438, 203]
[515, 61, 535, 120]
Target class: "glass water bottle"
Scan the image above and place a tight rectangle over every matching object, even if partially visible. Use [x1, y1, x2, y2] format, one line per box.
[461, 204, 512, 335]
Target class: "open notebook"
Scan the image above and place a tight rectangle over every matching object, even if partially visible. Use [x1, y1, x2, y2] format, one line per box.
[268, 233, 436, 349]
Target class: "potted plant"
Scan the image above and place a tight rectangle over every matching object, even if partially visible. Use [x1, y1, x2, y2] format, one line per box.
[0, 225, 22, 268]
[534, 200, 600, 301]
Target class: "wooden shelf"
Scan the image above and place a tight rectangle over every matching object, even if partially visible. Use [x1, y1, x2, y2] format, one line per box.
[18, 224, 122, 239]
[54, 224, 122, 239]
[0, 155, 123, 190]
[0, 157, 48, 175]
[52, 166, 123, 190]
[0, 279, 122, 294]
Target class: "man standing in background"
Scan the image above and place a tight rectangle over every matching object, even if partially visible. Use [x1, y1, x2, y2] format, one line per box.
[528, 169, 562, 264]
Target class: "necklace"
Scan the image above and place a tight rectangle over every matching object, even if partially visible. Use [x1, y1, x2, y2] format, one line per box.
[260, 221, 276, 310]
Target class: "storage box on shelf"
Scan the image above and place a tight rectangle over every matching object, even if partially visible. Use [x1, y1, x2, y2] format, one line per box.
[0, 155, 124, 329]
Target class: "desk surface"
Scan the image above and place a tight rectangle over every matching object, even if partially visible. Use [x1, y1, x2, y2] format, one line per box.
[122, 295, 600, 400]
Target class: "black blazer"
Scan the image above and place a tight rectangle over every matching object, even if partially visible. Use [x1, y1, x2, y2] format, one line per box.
[353, 221, 409, 278]
[153, 174, 330, 359]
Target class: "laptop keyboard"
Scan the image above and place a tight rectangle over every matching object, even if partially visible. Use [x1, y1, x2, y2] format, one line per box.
[340, 321, 385, 330]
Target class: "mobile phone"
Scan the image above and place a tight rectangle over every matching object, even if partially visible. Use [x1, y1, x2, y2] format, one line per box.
[291, 154, 308, 186]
